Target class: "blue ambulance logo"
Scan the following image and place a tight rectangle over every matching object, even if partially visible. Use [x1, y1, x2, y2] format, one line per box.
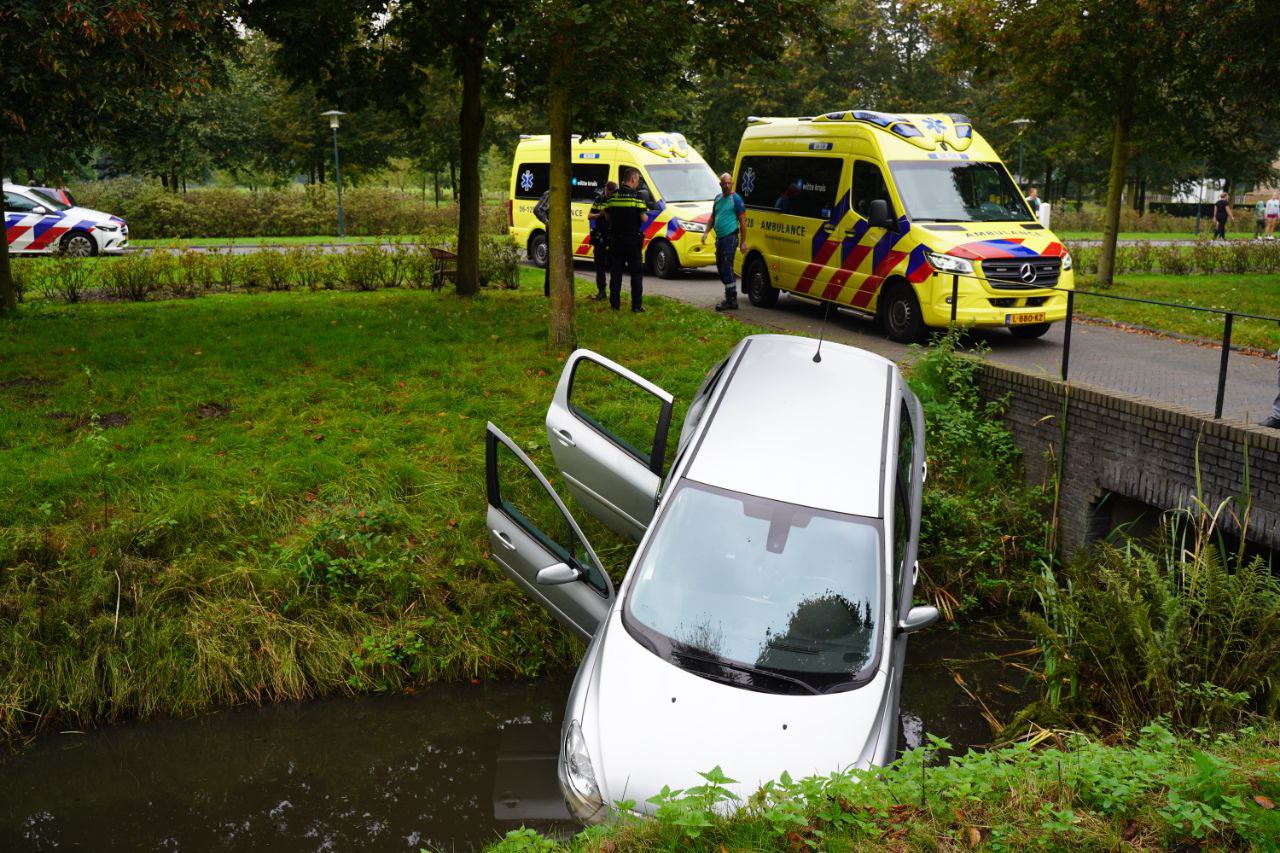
[519, 170, 534, 193]
[922, 117, 946, 134]
[740, 167, 756, 196]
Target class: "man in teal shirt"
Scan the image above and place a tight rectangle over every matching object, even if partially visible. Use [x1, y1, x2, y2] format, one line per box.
[702, 172, 748, 311]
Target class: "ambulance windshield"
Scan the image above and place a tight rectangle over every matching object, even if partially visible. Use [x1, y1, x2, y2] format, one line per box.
[646, 163, 720, 203]
[890, 161, 1035, 223]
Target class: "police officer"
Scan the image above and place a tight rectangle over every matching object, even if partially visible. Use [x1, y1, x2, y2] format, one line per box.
[587, 181, 616, 301]
[533, 188, 551, 297]
[604, 167, 649, 312]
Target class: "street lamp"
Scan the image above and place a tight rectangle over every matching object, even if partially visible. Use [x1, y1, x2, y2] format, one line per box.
[321, 110, 346, 238]
[1011, 118, 1033, 189]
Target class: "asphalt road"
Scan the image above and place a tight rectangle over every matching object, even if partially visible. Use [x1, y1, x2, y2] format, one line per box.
[581, 263, 1278, 426]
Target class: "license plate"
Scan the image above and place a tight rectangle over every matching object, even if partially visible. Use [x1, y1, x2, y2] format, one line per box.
[1006, 312, 1046, 326]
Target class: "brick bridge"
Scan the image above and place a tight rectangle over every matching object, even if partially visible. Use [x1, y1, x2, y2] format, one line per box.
[977, 364, 1280, 555]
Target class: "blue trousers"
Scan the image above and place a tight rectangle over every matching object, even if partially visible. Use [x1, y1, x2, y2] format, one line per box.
[715, 233, 739, 294]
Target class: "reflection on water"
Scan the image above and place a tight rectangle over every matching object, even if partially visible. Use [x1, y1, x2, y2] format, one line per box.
[0, 624, 1031, 850]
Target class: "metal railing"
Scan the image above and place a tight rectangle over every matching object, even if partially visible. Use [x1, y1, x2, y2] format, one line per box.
[945, 274, 1280, 419]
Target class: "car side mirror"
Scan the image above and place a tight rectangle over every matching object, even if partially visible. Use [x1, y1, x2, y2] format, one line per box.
[31, 205, 47, 215]
[898, 605, 939, 634]
[536, 562, 582, 586]
[868, 199, 894, 230]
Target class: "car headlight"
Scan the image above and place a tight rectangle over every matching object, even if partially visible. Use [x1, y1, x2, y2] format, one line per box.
[1061, 251, 1073, 271]
[95, 224, 119, 232]
[564, 720, 602, 805]
[924, 250, 974, 275]
[680, 220, 706, 233]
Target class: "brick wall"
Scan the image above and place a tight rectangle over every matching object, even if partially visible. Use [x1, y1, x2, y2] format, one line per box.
[975, 362, 1280, 555]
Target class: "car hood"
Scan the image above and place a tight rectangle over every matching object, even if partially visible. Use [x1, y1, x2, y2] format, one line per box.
[588, 618, 891, 808]
[58, 206, 124, 228]
[914, 221, 1068, 260]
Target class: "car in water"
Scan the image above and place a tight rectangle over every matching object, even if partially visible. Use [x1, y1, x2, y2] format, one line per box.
[484, 333, 937, 823]
[4, 181, 128, 256]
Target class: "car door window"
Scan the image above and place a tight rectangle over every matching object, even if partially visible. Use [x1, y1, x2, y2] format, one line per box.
[5, 192, 39, 213]
[736, 155, 842, 219]
[852, 160, 895, 221]
[571, 164, 610, 202]
[488, 428, 608, 595]
[514, 162, 550, 200]
[893, 400, 913, 615]
[568, 357, 671, 472]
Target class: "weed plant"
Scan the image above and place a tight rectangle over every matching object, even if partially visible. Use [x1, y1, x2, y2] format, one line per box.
[493, 721, 1280, 850]
[1024, 502, 1280, 733]
[906, 332, 1049, 616]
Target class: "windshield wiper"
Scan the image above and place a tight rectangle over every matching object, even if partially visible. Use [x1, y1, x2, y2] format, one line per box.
[671, 646, 820, 695]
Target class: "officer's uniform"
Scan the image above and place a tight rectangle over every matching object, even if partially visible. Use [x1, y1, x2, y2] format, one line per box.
[533, 190, 551, 297]
[589, 190, 611, 298]
[604, 184, 649, 311]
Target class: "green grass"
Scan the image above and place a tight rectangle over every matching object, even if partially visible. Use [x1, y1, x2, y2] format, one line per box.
[128, 234, 420, 248]
[0, 268, 749, 742]
[492, 721, 1280, 851]
[1076, 273, 1280, 350]
[1058, 231, 1259, 242]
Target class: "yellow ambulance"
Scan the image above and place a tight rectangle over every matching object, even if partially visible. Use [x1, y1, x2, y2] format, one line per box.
[508, 133, 719, 278]
[730, 111, 1074, 341]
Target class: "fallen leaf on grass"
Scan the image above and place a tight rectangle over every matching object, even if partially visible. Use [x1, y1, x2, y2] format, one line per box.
[312, 433, 324, 442]
[1255, 795, 1275, 810]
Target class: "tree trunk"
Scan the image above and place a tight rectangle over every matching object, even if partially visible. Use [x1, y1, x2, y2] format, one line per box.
[547, 54, 576, 352]
[454, 33, 485, 296]
[449, 153, 458, 200]
[1043, 159, 1053, 201]
[1137, 175, 1147, 216]
[1097, 102, 1132, 287]
[0, 139, 16, 313]
[433, 167, 441, 207]
[161, 172, 169, 190]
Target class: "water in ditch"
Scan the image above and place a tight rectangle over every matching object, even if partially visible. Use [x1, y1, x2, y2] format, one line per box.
[0, 623, 1032, 851]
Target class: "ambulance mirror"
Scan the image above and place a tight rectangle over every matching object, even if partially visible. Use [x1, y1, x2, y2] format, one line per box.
[869, 199, 894, 229]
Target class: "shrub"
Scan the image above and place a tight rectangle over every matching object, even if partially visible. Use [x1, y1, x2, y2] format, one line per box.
[341, 244, 387, 291]
[209, 248, 240, 292]
[404, 243, 435, 290]
[288, 245, 328, 292]
[10, 259, 37, 302]
[907, 332, 1048, 616]
[1025, 503, 1280, 732]
[479, 235, 522, 289]
[43, 255, 94, 303]
[1157, 244, 1191, 274]
[102, 253, 154, 301]
[173, 250, 213, 297]
[257, 247, 292, 291]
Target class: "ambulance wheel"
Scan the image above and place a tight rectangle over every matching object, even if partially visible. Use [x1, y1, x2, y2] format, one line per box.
[648, 241, 680, 279]
[60, 230, 97, 258]
[529, 232, 548, 268]
[881, 282, 925, 343]
[744, 255, 778, 307]
[1009, 322, 1052, 339]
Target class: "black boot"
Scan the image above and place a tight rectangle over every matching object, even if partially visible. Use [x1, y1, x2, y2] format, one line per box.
[715, 294, 739, 311]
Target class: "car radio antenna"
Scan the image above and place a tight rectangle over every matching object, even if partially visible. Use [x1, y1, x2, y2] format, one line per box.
[813, 301, 832, 363]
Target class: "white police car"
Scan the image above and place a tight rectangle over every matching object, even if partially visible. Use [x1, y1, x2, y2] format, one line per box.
[4, 182, 128, 256]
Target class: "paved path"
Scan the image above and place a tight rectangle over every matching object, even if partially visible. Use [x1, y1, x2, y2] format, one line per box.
[576, 264, 1278, 426]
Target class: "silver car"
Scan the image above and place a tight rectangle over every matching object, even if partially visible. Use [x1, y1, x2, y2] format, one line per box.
[484, 333, 937, 823]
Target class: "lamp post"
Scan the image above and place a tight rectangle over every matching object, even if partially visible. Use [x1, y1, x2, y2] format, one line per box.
[1011, 118, 1033, 189]
[321, 110, 346, 238]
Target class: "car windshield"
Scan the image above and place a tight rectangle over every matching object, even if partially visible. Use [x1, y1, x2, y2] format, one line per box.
[645, 163, 719, 203]
[624, 480, 883, 695]
[889, 161, 1034, 223]
[28, 188, 70, 211]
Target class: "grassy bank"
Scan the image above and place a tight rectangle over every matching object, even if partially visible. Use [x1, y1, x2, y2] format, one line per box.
[128, 235, 420, 248]
[1076, 274, 1280, 350]
[0, 268, 747, 741]
[1058, 231, 1257, 242]
[494, 721, 1280, 851]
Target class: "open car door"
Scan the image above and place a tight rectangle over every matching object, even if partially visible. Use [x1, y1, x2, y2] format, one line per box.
[486, 423, 614, 640]
[545, 350, 674, 541]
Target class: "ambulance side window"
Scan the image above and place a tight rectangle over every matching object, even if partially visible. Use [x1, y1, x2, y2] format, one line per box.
[571, 164, 610, 201]
[514, 163, 550, 200]
[852, 160, 895, 221]
[737, 155, 841, 219]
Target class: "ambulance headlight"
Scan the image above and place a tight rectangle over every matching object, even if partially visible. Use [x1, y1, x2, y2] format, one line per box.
[680, 220, 706, 233]
[925, 250, 973, 275]
[563, 721, 603, 807]
[1061, 251, 1073, 271]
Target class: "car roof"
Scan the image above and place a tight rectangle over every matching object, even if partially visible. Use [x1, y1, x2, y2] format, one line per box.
[683, 334, 895, 518]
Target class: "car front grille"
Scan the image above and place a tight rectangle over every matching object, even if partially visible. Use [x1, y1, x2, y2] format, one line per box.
[982, 256, 1061, 289]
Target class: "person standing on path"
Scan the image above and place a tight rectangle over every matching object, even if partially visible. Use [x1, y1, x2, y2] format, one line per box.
[1212, 191, 1233, 241]
[587, 181, 616, 301]
[702, 172, 747, 311]
[1255, 199, 1268, 239]
[604, 167, 649, 312]
[1266, 195, 1280, 240]
[533, 189, 552, 297]
[1026, 187, 1041, 215]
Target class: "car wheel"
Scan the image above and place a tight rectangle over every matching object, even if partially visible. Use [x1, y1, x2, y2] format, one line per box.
[744, 254, 779, 307]
[60, 230, 97, 258]
[1009, 322, 1052, 339]
[529, 232, 548, 268]
[648, 241, 680, 279]
[881, 282, 926, 343]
